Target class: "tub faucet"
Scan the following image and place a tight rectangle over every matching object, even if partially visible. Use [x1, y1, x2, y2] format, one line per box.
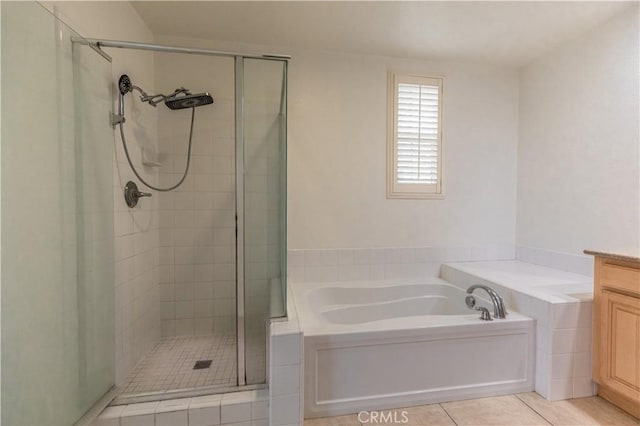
[466, 284, 508, 319]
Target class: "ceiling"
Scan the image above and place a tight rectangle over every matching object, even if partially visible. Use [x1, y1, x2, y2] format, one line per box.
[131, 1, 635, 66]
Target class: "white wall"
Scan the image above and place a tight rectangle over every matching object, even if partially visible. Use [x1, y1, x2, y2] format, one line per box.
[287, 51, 519, 250]
[517, 6, 640, 257]
[41, 0, 161, 386]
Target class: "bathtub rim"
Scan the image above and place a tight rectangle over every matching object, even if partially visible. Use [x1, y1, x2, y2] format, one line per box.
[292, 278, 530, 336]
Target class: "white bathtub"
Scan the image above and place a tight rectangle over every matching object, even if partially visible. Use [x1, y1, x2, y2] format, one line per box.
[293, 279, 535, 418]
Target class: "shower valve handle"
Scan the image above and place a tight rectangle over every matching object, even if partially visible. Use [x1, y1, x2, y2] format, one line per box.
[124, 181, 152, 208]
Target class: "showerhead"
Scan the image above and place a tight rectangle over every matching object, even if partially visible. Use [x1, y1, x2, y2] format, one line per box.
[165, 93, 214, 110]
[117, 74, 213, 110]
[119, 74, 132, 95]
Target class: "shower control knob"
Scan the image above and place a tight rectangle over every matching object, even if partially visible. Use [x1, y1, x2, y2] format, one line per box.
[124, 181, 152, 208]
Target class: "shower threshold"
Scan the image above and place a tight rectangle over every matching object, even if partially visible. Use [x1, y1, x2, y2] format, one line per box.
[112, 383, 266, 405]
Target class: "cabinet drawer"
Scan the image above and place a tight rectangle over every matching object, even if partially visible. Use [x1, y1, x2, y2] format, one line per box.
[601, 262, 640, 296]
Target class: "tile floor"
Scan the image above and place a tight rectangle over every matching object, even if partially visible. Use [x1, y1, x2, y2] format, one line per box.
[121, 334, 236, 395]
[304, 393, 640, 426]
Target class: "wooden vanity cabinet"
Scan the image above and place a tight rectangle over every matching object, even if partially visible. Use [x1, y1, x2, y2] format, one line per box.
[592, 256, 640, 418]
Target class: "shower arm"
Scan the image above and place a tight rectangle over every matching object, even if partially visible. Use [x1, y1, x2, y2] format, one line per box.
[135, 86, 191, 107]
[113, 75, 200, 128]
[117, 85, 192, 118]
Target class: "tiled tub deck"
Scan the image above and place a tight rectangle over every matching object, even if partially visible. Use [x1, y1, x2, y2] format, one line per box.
[442, 260, 595, 400]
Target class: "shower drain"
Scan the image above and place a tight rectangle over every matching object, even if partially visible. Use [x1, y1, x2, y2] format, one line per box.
[193, 360, 212, 370]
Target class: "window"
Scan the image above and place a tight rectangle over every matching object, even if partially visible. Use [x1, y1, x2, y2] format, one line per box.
[387, 72, 443, 199]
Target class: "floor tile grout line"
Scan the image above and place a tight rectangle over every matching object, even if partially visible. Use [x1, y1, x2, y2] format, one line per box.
[120, 333, 238, 395]
[514, 394, 553, 426]
[438, 402, 459, 426]
[306, 394, 639, 426]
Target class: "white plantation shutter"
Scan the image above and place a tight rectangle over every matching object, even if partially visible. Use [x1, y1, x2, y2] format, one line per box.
[396, 83, 439, 183]
[387, 73, 443, 198]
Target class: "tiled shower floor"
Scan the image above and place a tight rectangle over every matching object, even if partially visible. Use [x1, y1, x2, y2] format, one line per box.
[121, 334, 237, 395]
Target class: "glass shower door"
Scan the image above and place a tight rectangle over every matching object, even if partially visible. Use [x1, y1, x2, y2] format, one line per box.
[240, 58, 287, 384]
[72, 23, 116, 412]
[1, 3, 114, 424]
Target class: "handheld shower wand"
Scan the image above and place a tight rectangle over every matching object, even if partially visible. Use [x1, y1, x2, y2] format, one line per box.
[110, 74, 133, 126]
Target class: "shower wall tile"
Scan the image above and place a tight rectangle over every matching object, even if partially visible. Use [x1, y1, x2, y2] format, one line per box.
[113, 75, 162, 386]
[155, 55, 236, 338]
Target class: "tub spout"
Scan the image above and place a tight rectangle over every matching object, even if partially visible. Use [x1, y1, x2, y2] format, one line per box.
[466, 284, 508, 319]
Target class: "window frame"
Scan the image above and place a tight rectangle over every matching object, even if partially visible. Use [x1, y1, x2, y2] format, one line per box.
[386, 71, 444, 199]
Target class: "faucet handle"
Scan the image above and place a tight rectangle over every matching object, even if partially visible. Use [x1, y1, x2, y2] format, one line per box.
[465, 295, 476, 309]
[475, 306, 493, 321]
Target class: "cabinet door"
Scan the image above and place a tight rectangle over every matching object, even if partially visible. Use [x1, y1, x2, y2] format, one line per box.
[599, 290, 640, 402]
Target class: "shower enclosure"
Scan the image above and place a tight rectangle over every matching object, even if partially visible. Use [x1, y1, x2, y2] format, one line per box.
[1, 2, 287, 424]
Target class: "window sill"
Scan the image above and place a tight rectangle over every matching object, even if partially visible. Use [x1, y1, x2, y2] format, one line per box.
[386, 192, 445, 200]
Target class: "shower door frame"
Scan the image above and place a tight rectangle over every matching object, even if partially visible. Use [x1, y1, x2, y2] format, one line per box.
[235, 56, 246, 386]
[235, 55, 289, 386]
[73, 38, 289, 394]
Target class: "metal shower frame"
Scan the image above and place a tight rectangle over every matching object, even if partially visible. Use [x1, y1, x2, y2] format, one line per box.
[75, 38, 289, 390]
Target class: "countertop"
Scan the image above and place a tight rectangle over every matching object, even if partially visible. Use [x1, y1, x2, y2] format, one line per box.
[583, 249, 640, 263]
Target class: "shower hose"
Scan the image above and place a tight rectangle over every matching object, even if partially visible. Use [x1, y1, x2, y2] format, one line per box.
[118, 107, 195, 192]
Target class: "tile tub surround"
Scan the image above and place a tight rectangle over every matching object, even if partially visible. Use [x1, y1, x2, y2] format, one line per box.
[287, 245, 515, 283]
[517, 246, 594, 277]
[93, 389, 268, 426]
[441, 261, 595, 401]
